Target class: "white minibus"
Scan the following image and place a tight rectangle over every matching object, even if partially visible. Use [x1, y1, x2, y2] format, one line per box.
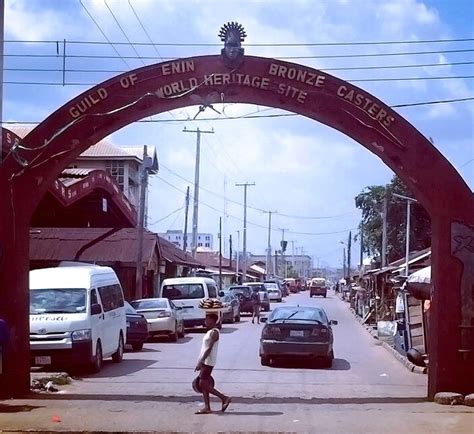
[160, 277, 222, 328]
[29, 265, 126, 372]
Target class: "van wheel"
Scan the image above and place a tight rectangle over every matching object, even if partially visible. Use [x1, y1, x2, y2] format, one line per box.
[112, 333, 124, 363]
[90, 341, 103, 373]
[178, 322, 185, 338]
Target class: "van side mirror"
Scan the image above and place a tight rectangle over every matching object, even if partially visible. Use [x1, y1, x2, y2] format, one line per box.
[218, 291, 225, 297]
[91, 304, 103, 315]
[330, 320, 338, 325]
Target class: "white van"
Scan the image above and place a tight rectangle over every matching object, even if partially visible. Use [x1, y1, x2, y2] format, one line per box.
[29, 265, 126, 373]
[160, 277, 222, 328]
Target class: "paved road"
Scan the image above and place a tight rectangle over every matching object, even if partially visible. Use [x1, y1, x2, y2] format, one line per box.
[62, 289, 427, 399]
[1, 290, 472, 433]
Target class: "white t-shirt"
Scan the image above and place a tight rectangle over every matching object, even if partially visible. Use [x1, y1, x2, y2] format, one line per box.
[199, 328, 219, 367]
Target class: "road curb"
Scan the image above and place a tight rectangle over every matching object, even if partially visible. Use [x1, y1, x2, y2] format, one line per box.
[342, 301, 427, 375]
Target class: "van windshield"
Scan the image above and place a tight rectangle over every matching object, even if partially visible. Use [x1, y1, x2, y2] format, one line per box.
[30, 288, 87, 314]
[162, 284, 205, 300]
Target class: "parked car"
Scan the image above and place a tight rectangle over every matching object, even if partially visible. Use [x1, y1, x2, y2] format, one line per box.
[124, 301, 149, 351]
[264, 283, 282, 302]
[265, 279, 287, 297]
[131, 298, 185, 341]
[259, 305, 337, 367]
[219, 291, 241, 323]
[29, 265, 126, 373]
[309, 278, 328, 298]
[229, 286, 253, 313]
[160, 277, 223, 328]
[242, 282, 271, 311]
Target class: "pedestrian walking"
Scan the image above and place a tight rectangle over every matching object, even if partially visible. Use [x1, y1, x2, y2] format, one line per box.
[194, 313, 231, 414]
[251, 287, 261, 324]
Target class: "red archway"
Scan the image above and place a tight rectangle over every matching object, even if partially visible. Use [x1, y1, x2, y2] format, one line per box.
[0, 55, 473, 398]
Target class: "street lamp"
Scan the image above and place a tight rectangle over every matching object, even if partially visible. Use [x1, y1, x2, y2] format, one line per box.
[392, 193, 418, 277]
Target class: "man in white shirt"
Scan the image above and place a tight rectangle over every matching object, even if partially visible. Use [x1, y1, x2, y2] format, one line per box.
[194, 313, 231, 414]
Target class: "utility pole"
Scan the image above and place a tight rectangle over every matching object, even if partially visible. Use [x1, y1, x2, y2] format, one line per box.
[235, 230, 240, 283]
[279, 228, 289, 278]
[218, 217, 222, 292]
[342, 247, 347, 279]
[235, 182, 255, 283]
[359, 223, 364, 278]
[347, 231, 352, 279]
[381, 194, 388, 267]
[264, 210, 276, 277]
[183, 127, 214, 257]
[136, 145, 149, 299]
[229, 234, 233, 269]
[290, 240, 296, 276]
[183, 186, 190, 252]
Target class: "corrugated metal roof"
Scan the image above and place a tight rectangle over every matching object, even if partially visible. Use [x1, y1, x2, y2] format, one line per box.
[7, 125, 34, 139]
[61, 168, 95, 177]
[30, 227, 203, 268]
[79, 140, 137, 159]
[157, 237, 203, 267]
[30, 228, 158, 265]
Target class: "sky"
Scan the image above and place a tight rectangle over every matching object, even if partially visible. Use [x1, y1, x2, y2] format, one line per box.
[4, 0, 474, 269]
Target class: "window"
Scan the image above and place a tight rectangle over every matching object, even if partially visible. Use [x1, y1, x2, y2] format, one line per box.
[105, 160, 125, 190]
[198, 242, 202, 247]
[207, 283, 218, 298]
[30, 288, 87, 314]
[98, 284, 124, 312]
[205, 236, 210, 241]
[131, 299, 167, 310]
[205, 243, 210, 247]
[90, 289, 98, 310]
[162, 284, 205, 300]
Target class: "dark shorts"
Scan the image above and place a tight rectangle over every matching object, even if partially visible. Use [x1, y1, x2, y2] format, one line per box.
[199, 364, 214, 380]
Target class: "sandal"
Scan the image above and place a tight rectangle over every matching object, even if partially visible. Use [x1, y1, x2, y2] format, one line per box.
[221, 397, 232, 412]
[195, 408, 212, 415]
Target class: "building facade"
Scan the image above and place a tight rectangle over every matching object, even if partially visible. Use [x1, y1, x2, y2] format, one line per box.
[159, 229, 214, 250]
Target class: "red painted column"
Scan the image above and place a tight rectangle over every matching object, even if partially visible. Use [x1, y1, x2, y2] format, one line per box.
[0, 176, 31, 398]
[429, 215, 474, 398]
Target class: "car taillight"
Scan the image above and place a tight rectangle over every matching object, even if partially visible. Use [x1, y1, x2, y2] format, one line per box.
[312, 327, 328, 336]
[158, 311, 172, 318]
[263, 326, 281, 338]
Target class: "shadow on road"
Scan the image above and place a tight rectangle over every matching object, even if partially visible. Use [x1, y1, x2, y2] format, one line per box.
[270, 357, 351, 371]
[216, 410, 283, 416]
[126, 346, 161, 353]
[220, 327, 238, 334]
[147, 336, 193, 344]
[29, 393, 428, 405]
[83, 359, 157, 378]
[0, 404, 44, 413]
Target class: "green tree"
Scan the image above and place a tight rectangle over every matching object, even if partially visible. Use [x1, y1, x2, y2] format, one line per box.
[355, 175, 431, 265]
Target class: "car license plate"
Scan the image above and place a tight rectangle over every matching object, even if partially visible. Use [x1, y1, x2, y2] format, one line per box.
[35, 356, 51, 365]
[290, 330, 304, 337]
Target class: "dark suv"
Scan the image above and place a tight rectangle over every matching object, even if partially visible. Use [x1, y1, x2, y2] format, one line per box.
[229, 286, 253, 313]
[242, 283, 271, 312]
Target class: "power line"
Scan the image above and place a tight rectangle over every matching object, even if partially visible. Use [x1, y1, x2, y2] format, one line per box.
[6, 36, 474, 47]
[127, 0, 163, 60]
[103, 0, 145, 66]
[5, 48, 474, 60]
[8, 60, 473, 74]
[78, 0, 132, 69]
[148, 206, 185, 225]
[153, 176, 356, 236]
[160, 165, 358, 220]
